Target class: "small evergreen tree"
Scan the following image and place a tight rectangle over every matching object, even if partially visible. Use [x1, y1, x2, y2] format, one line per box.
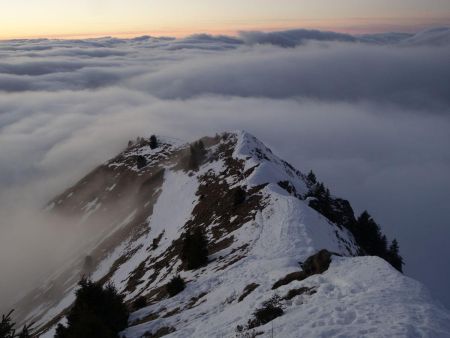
[306, 170, 317, 184]
[387, 239, 404, 272]
[0, 310, 15, 338]
[0, 310, 33, 338]
[16, 324, 32, 338]
[181, 228, 209, 270]
[55, 278, 129, 338]
[149, 135, 158, 150]
[166, 276, 186, 297]
[136, 155, 147, 169]
[233, 187, 246, 206]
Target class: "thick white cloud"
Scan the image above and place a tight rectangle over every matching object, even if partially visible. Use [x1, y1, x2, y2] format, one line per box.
[0, 28, 449, 310]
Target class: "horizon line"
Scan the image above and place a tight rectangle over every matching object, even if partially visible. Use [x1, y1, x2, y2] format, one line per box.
[0, 26, 447, 42]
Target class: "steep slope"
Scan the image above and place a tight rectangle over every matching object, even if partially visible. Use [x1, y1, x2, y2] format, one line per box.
[12, 131, 450, 337]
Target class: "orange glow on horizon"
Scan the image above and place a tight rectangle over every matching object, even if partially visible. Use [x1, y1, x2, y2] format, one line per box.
[2, 16, 449, 41]
[1, 0, 449, 40]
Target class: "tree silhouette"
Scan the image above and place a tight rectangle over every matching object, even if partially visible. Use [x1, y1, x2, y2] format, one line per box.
[55, 278, 128, 338]
[306, 170, 317, 184]
[0, 310, 33, 338]
[181, 228, 209, 270]
[387, 239, 404, 272]
[149, 135, 158, 150]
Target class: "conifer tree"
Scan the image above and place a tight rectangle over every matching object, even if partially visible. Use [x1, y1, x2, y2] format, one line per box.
[0, 310, 15, 338]
[55, 278, 128, 338]
[0, 310, 33, 338]
[181, 228, 209, 270]
[387, 239, 404, 272]
[307, 170, 317, 184]
[149, 135, 158, 149]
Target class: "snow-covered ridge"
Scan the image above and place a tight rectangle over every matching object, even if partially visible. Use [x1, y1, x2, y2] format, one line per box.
[12, 131, 450, 337]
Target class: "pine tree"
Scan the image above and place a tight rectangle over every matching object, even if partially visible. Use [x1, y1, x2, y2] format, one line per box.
[387, 239, 404, 272]
[0, 310, 15, 338]
[307, 170, 317, 184]
[16, 324, 32, 338]
[181, 228, 209, 270]
[233, 187, 246, 206]
[149, 135, 158, 150]
[0, 310, 33, 338]
[55, 278, 129, 338]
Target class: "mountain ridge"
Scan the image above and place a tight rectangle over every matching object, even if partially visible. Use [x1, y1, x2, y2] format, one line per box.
[11, 130, 450, 337]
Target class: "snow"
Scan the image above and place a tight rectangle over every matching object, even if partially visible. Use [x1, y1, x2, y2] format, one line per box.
[145, 168, 199, 256]
[124, 256, 450, 338]
[232, 130, 308, 195]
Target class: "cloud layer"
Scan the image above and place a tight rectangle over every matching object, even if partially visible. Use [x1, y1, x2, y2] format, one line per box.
[1, 28, 450, 310]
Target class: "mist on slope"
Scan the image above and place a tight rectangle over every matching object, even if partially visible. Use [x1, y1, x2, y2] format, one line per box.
[0, 28, 449, 310]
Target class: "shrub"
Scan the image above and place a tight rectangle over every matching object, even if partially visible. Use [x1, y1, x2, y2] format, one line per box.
[248, 296, 283, 328]
[55, 278, 129, 338]
[181, 228, 209, 270]
[166, 276, 186, 297]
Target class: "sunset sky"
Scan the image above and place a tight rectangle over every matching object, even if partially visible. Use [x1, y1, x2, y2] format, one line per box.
[2, 0, 450, 39]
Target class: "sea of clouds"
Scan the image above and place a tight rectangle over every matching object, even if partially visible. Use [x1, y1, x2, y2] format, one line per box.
[0, 28, 449, 309]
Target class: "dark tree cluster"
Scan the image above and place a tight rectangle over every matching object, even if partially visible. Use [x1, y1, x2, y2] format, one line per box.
[166, 276, 186, 297]
[55, 278, 129, 338]
[189, 140, 206, 170]
[181, 228, 209, 270]
[305, 170, 404, 272]
[351, 211, 404, 272]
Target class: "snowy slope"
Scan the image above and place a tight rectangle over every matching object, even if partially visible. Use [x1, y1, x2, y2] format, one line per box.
[12, 131, 450, 337]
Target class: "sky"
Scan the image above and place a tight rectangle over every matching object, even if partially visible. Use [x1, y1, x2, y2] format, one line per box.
[0, 29, 449, 312]
[1, 0, 450, 39]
